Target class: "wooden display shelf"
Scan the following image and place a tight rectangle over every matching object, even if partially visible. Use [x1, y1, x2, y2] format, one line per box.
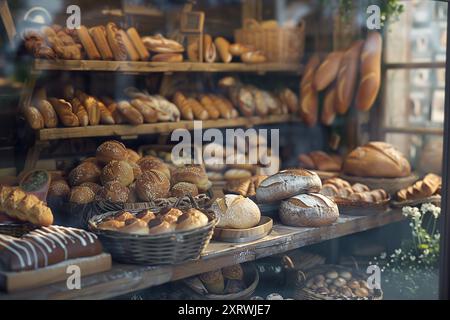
[0, 210, 404, 300]
[34, 59, 304, 74]
[37, 115, 297, 141]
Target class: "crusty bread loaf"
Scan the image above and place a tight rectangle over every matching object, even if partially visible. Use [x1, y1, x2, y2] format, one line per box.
[188, 98, 209, 120]
[23, 106, 45, 130]
[314, 51, 343, 91]
[48, 180, 71, 198]
[137, 156, 171, 179]
[126, 27, 149, 61]
[99, 181, 130, 203]
[241, 51, 267, 64]
[69, 161, 101, 187]
[173, 92, 194, 120]
[106, 22, 127, 61]
[117, 100, 144, 125]
[48, 98, 79, 127]
[126, 148, 141, 163]
[300, 55, 321, 127]
[89, 26, 113, 60]
[343, 142, 411, 178]
[35, 99, 58, 128]
[279, 88, 299, 114]
[96, 140, 128, 165]
[118, 29, 140, 61]
[214, 37, 232, 63]
[151, 53, 183, 62]
[256, 169, 322, 203]
[279, 193, 339, 227]
[142, 34, 184, 53]
[355, 32, 382, 112]
[211, 195, 261, 229]
[203, 34, 217, 63]
[135, 170, 170, 201]
[336, 41, 364, 115]
[171, 182, 199, 198]
[396, 173, 441, 201]
[101, 160, 134, 187]
[321, 83, 337, 126]
[76, 25, 101, 60]
[69, 186, 95, 204]
[97, 101, 115, 125]
[130, 99, 158, 123]
[71, 98, 89, 127]
[199, 95, 220, 120]
[172, 165, 211, 192]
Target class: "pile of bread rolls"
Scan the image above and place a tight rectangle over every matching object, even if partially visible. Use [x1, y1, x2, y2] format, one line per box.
[95, 207, 209, 236]
[47, 140, 211, 205]
[256, 169, 339, 227]
[23, 24, 149, 61]
[320, 177, 389, 203]
[189, 264, 248, 295]
[300, 32, 382, 127]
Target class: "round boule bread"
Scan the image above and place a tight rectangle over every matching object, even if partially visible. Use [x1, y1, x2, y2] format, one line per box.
[101, 160, 134, 187]
[211, 194, 261, 229]
[279, 193, 339, 227]
[48, 180, 71, 198]
[69, 186, 95, 204]
[171, 182, 199, 198]
[172, 165, 211, 192]
[96, 140, 128, 165]
[135, 170, 170, 201]
[256, 169, 322, 203]
[137, 156, 171, 179]
[126, 148, 141, 163]
[68, 161, 101, 187]
[128, 161, 142, 179]
[99, 181, 130, 203]
[79, 182, 102, 194]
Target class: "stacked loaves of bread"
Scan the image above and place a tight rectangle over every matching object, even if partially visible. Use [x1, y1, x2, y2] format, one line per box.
[396, 174, 441, 202]
[95, 207, 209, 236]
[320, 178, 389, 203]
[256, 169, 339, 227]
[47, 140, 211, 206]
[298, 151, 343, 172]
[299, 32, 382, 127]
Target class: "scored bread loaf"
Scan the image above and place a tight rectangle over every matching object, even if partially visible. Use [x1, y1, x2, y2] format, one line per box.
[173, 92, 194, 120]
[102, 97, 125, 124]
[76, 25, 101, 60]
[96, 140, 128, 165]
[336, 41, 364, 115]
[23, 106, 45, 130]
[314, 51, 343, 91]
[214, 37, 232, 63]
[106, 23, 128, 61]
[35, 99, 58, 128]
[172, 165, 211, 192]
[355, 32, 382, 112]
[68, 161, 101, 186]
[48, 98, 80, 127]
[300, 55, 321, 127]
[118, 29, 140, 61]
[69, 186, 95, 204]
[101, 160, 134, 187]
[83, 95, 101, 126]
[279, 88, 299, 114]
[137, 156, 171, 179]
[48, 180, 71, 198]
[99, 181, 130, 203]
[256, 169, 322, 203]
[188, 98, 209, 120]
[209, 95, 232, 119]
[343, 142, 411, 178]
[279, 193, 339, 227]
[135, 170, 170, 201]
[199, 95, 220, 119]
[117, 101, 144, 125]
[126, 27, 149, 61]
[89, 26, 113, 60]
[130, 99, 158, 123]
[211, 195, 261, 229]
[71, 98, 89, 127]
[396, 173, 441, 201]
[97, 101, 115, 124]
[321, 83, 337, 126]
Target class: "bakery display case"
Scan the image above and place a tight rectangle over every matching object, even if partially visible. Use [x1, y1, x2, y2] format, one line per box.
[0, 0, 449, 301]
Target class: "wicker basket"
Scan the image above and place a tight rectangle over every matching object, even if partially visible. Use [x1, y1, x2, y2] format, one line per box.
[234, 19, 305, 63]
[0, 223, 37, 237]
[88, 196, 217, 265]
[293, 265, 383, 300]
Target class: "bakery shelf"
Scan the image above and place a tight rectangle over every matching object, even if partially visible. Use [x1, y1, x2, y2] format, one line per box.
[37, 115, 297, 141]
[33, 59, 304, 74]
[0, 210, 404, 300]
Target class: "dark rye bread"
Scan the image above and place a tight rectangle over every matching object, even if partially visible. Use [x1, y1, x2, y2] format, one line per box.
[0, 226, 102, 272]
[279, 193, 339, 227]
[256, 169, 322, 203]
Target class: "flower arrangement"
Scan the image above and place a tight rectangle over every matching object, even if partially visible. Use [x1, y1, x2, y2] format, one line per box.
[370, 203, 440, 299]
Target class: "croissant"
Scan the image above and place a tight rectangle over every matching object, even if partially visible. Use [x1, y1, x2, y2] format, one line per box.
[0, 186, 53, 226]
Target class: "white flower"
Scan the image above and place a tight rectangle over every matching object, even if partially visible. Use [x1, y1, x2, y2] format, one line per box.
[395, 249, 402, 255]
[423, 249, 430, 256]
[410, 256, 416, 261]
[380, 252, 387, 259]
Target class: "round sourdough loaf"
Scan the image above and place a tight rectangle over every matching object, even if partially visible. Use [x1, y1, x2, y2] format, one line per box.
[96, 140, 128, 165]
[279, 193, 339, 227]
[135, 170, 170, 201]
[211, 194, 261, 229]
[342, 142, 411, 178]
[256, 169, 322, 203]
[99, 181, 130, 203]
[171, 182, 199, 198]
[101, 160, 134, 187]
[137, 156, 171, 179]
[126, 148, 141, 163]
[68, 161, 101, 186]
[69, 186, 95, 204]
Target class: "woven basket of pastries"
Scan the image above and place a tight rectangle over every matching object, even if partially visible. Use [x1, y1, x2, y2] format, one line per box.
[182, 263, 259, 300]
[294, 265, 382, 300]
[88, 195, 217, 265]
[320, 178, 390, 215]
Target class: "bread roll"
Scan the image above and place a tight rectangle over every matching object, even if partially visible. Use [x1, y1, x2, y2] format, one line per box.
[118, 29, 140, 61]
[69, 162, 101, 186]
[106, 22, 127, 61]
[48, 180, 70, 198]
[314, 51, 343, 91]
[279, 193, 339, 227]
[222, 264, 244, 281]
[48, 98, 79, 127]
[135, 170, 170, 201]
[96, 140, 128, 165]
[173, 92, 194, 120]
[336, 41, 364, 115]
[117, 101, 144, 125]
[342, 142, 411, 178]
[69, 186, 95, 204]
[203, 34, 217, 63]
[135, 210, 156, 223]
[35, 99, 58, 128]
[130, 99, 158, 123]
[176, 209, 209, 231]
[76, 26, 101, 60]
[229, 43, 253, 56]
[89, 26, 113, 60]
[209, 95, 232, 119]
[355, 32, 382, 111]
[237, 87, 255, 116]
[126, 149, 141, 163]
[214, 37, 232, 63]
[126, 27, 149, 61]
[241, 51, 267, 64]
[82, 95, 101, 126]
[188, 98, 209, 120]
[97, 101, 115, 125]
[99, 181, 130, 203]
[199, 270, 225, 295]
[79, 182, 102, 194]
[300, 55, 321, 127]
[252, 89, 270, 116]
[71, 98, 89, 127]
[23, 106, 45, 130]
[137, 156, 171, 179]
[172, 165, 211, 192]
[148, 218, 175, 235]
[279, 88, 299, 114]
[142, 34, 184, 53]
[211, 195, 261, 229]
[171, 182, 199, 198]
[160, 208, 184, 224]
[101, 160, 135, 187]
[224, 169, 252, 181]
[256, 169, 322, 203]
[199, 95, 220, 120]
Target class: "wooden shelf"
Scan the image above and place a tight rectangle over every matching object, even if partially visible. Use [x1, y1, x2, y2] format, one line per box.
[382, 126, 444, 136]
[37, 115, 297, 141]
[0, 210, 404, 300]
[34, 59, 304, 74]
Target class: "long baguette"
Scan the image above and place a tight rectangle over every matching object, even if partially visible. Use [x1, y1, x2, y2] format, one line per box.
[126, 27, 149, 61]
[48, 98, 79, 127]
[76, 25, 101, 60]
[314, 51, 343, 91]
[299, 54, 321, 127]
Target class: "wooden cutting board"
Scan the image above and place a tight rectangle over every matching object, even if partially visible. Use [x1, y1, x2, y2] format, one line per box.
[213, 216, 273, 243]
[0, 253, 112, 293]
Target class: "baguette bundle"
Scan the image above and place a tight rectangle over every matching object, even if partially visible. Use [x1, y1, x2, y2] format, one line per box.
[320, 177, 388, 203]
[396, 174, 442, 201]
[299, 55, 320, 127]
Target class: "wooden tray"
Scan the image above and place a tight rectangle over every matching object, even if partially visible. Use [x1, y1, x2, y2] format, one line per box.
[213, 216, 273, 243]
[340, 174, 419, 195]
[391, 195, 441, 208]
[0, 253, 112, 293]
[335, 198, 391, 216]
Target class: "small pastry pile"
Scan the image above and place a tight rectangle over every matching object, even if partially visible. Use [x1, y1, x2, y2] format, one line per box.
[224, 175, 268, 197]
[396, 173, 441, 202]
[96, 207, 209, 236]
[320, 178, 389, 203]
